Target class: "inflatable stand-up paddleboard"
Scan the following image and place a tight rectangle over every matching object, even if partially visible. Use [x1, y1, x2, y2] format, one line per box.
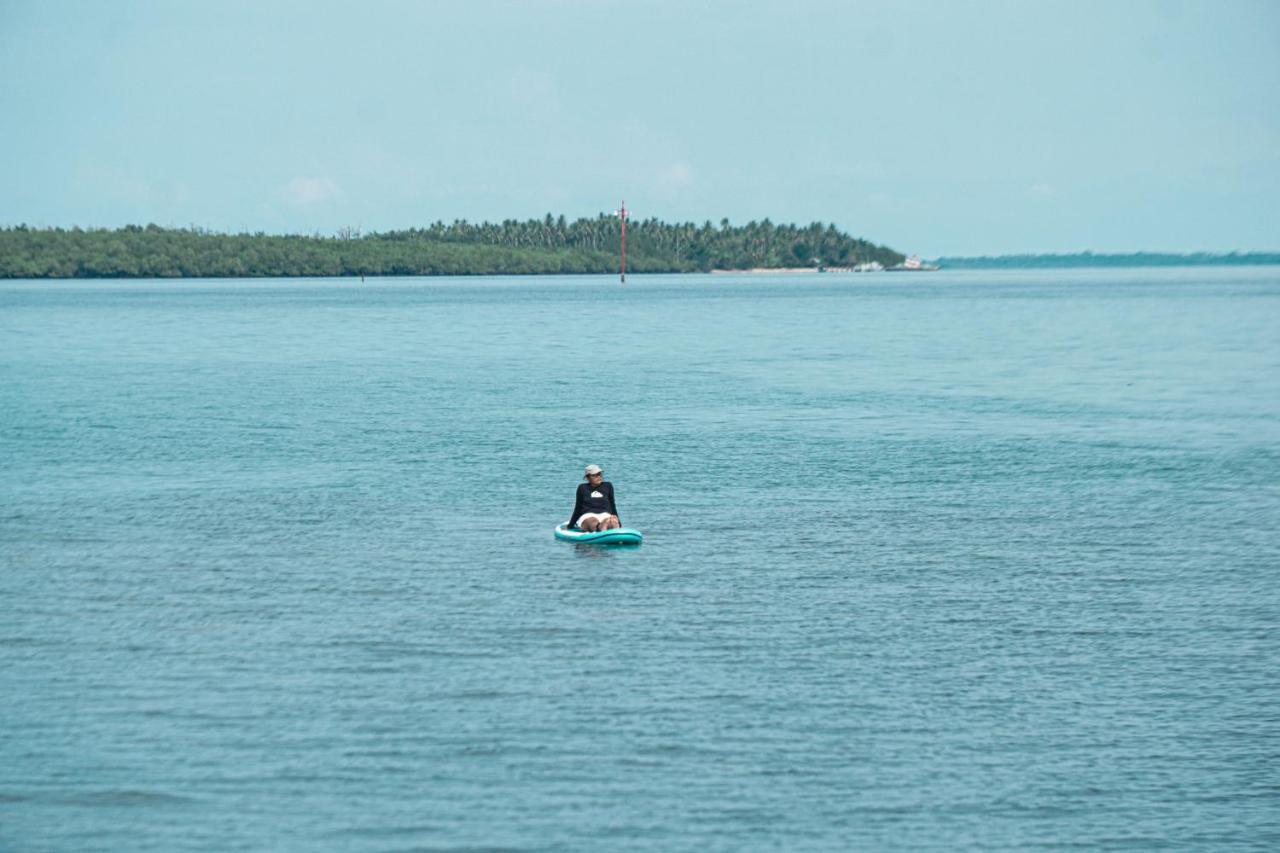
[554, 523, 643, 546]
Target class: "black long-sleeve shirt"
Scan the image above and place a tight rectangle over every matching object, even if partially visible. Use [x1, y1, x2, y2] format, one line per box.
[568, 481, 619, 527]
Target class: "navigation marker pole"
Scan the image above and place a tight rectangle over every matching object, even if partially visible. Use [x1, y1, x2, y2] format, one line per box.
[616, 201, 629, 283]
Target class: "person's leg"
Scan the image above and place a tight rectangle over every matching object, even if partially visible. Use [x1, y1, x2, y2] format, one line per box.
[579, 516, 600, 532]
[602, 515, 621, 530]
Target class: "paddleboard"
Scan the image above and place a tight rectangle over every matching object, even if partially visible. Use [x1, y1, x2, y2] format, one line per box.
[554, 523, 643, 546]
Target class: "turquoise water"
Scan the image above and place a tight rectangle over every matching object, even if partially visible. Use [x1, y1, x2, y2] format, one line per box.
[2, 269, 1278, 851]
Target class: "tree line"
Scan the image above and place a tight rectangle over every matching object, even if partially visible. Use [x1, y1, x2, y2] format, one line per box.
[0, 216, 904, 279]
[933, 251, 1280, 269]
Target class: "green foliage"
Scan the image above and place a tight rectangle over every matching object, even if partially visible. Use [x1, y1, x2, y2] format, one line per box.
[934, 251, 1280, 269]
[0, 216, 905, 279]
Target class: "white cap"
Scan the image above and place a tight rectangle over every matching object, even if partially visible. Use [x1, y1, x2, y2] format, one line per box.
[584, 464, 603, 476]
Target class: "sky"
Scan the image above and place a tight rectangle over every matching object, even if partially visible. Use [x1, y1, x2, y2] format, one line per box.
[1, 0, 1277, 256]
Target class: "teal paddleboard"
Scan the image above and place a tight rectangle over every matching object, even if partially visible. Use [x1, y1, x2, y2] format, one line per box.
[554, 523, 643, 546]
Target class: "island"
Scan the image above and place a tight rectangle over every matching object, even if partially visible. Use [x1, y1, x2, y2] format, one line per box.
[0, 217, 904, 279]
[932, 251, 1280, 269]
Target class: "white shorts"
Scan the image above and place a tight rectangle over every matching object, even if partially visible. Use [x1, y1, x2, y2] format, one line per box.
[576, 512, 615, 527]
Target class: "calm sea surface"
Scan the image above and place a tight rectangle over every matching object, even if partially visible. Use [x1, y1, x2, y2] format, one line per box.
[2, 269, 1278, 851]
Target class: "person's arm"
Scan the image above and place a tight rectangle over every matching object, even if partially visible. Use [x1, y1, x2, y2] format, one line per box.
[568, 484, 585, 527]
[606, 483, 619, 522]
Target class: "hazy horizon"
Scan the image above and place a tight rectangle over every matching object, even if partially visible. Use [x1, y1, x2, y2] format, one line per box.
[2, 0, 1277, 256]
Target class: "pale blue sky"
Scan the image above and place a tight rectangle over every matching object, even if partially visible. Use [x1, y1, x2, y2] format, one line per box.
[1, 0, 1277, 255]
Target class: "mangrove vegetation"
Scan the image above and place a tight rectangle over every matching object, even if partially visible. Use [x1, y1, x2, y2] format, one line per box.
[933, 251, 1280, 269]
[0, 216, 905, 279]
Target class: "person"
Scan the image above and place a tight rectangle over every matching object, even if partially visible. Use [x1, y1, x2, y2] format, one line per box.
[568, 464, 621, 531]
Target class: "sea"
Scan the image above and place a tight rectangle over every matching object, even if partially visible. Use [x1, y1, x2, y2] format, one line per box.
[2, 268, 1278, 851]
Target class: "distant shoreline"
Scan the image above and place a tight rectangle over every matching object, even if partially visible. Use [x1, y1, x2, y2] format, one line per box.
[5, 261, 1276, 281]
[0, 220, 905, 279]
[4, 222, 1276, 279]
[933, 251, 1280, 269]
[711, 267, 820, 275]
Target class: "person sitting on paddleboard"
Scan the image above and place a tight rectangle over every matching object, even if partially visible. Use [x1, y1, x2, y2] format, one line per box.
[569, 464, 621, 531]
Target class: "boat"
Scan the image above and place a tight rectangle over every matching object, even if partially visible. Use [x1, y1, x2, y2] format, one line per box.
[887, 254, 939, 271]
